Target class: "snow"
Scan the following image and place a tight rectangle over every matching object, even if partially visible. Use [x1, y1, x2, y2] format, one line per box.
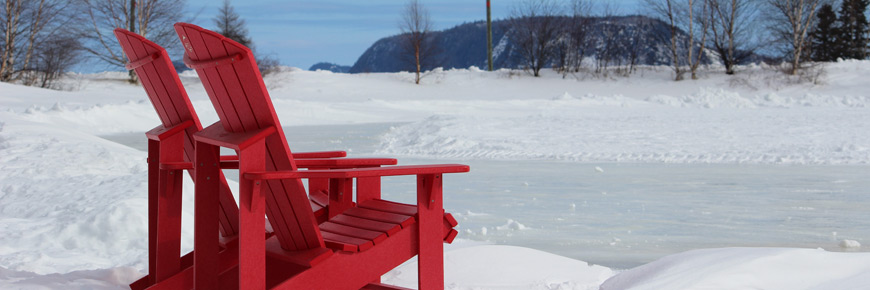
[1, 62, 870, 289]
[600, 248, 870, 290]
[0, 115, 149, 274]
[385, 245, 614, 290]
[840, 239, 862, 249]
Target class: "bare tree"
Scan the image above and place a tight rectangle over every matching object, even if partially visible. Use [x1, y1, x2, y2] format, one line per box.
[646, 0, 685, 80]
[509, 0, 563, 77]
[398, 0, 433, 84]
[76, 0, 186, 83]
[34, 34, 80, 88]
[595, 5, 621, 76]
[707, 0, 760, 75]
[646, 0, 711, 80]
[685, 0, 711, 80]
[22, 0, 77, 85]
[626, 17, 653, 75]
[764, 0, 831, 75]
[21, 0, 51, 80]
[561, 0, 593, 76]
[554, 29, 570, 75]
[1, 0, 80, 86]
[1, 0, 24, 81]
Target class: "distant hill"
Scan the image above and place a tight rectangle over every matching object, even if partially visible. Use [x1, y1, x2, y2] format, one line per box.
[350, 20, 513, 73]
[309, 62, 351, 73]
[350, 16, 761, 73]
[172, 60, 191, 73]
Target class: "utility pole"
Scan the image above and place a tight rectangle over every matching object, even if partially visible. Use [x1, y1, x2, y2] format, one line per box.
[487, 0, 493, 71]
[128, 0, 137, 83]
[128, 0, 136, 34]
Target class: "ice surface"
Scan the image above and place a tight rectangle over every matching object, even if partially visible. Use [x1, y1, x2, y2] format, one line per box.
[267, 123, 870, 269]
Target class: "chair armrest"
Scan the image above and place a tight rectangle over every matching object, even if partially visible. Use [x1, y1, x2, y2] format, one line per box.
[219, 151, 347, 161]
[218, 156, 393, 169]
[244, 164, 469, 180]
[292, 151, 347, 158]
[193, 123, 276, 150]
[295, 158, 397, 168]
[145, 120, 195, 141]
[159, 162, 193, 170]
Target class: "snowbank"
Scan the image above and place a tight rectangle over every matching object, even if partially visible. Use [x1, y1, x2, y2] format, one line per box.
[0, 266, 140, 289]
[0, 114, 150, 274]
[601, 247, 870, 290]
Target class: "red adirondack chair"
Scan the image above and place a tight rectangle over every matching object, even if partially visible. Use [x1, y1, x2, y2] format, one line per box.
[172, 22, 467, 290]
[114, 28, 244, 288]
[113, 29, 401, 290]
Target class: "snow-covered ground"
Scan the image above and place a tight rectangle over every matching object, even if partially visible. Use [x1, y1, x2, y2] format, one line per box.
[1, 62, 869, 289]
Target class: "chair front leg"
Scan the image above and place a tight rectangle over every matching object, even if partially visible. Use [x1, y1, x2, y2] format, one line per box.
[194, 141, 221, 290]
[154, 132, 185, 282]
[146, 139, 159, 284]
[416, 174, 445, 290]
[238, 140, 267, 290]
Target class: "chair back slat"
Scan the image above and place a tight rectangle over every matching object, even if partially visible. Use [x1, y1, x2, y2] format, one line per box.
[115, 32, 176, 127]
[175, 23, 324, 251]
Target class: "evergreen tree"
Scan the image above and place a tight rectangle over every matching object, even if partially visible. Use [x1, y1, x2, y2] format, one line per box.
[837, 0, 870, 59]
[211, 0, 280, 75]
[810, 4, 840, 61]
[214, 0, 252, 48]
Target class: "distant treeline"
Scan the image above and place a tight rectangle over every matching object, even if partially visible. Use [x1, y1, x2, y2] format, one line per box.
[354, 0, 867, 81]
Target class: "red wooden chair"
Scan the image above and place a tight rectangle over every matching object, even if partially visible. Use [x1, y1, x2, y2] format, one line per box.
[114, 28, 243, 289]
[113, 29, 400, 290]
[172, 22, 467, 290]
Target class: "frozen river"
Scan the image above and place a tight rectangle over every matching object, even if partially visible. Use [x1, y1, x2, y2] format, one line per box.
[103, 122, 870, 269]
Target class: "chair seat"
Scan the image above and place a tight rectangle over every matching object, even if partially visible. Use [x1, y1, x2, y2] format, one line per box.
[319, 199, 459, 253]
[321, 200, 417, 252]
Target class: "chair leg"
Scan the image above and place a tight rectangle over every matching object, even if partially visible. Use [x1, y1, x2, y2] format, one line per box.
[155, 167, 183, 281]
[146, 140, 159, 284]
[194, 141, 221, 290]
[238, 141, 267, 290]
[416, 174, 445, 290]
[151, 133, 186, 283]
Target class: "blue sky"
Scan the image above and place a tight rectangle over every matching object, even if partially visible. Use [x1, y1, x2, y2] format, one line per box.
[185, 0, 643, 70]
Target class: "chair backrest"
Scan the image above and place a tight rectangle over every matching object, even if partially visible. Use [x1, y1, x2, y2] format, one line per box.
[174, 22, 323, 251]
[113, 28, 239, 236]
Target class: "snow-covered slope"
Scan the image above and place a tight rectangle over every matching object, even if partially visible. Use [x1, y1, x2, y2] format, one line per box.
[1, 62, 869, 289]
